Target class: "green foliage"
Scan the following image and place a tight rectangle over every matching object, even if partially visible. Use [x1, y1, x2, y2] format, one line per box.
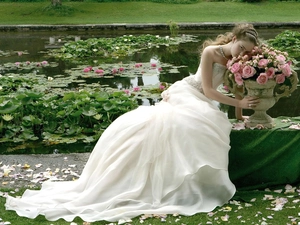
[0, 75, 138, 149]
[49, 34, 197, 61]
[168, 20, 179, 37]
[267, 30, 300, 59]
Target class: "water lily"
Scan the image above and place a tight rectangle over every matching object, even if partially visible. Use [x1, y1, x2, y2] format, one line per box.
[95, 69, 104, 75]
[83, 67, 91, 72]
[41, 61, 48, 65]
[133, 86, 141, 92]
[159, 84, 165, 91]
[112, 68, 118, 74]
[123, 89, 130, 95]
[2, 114, 14, 121]
[135, 63, 142, 68]
[93, 114, 102, 120]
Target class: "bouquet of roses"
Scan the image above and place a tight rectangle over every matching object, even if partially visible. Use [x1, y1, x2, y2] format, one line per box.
[226, 43, 293, 86]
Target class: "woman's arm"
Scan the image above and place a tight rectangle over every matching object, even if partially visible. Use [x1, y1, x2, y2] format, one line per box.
[200, 47, 259, 109]
[235, 93, 243, 120]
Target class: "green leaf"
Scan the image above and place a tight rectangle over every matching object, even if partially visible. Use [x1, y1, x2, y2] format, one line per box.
[0, 100, 20, 114]
[103, 102, 116, 111]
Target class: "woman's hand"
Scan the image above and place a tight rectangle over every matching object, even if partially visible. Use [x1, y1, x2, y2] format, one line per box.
[236, 115, 250, 121]
[239, 96, 260, 109]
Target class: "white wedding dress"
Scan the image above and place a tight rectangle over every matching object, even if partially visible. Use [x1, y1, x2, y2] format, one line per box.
[5, 63, 236, 222]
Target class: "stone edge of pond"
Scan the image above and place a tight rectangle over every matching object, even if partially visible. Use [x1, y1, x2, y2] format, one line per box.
[0, 22, 299, 32]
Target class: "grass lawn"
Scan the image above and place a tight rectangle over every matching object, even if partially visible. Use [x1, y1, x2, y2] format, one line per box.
[1, 184, 300, 224]
[0, 2, 299, 25]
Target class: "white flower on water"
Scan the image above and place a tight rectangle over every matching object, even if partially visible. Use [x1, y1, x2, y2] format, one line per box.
[2, 114, 14, 121]
[93, 114, 103, 120]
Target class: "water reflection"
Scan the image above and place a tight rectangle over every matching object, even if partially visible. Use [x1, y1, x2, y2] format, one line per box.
[0, 29, 299, 119]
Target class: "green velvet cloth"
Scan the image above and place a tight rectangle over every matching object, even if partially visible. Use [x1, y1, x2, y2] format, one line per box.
[228, 116, 300, 190]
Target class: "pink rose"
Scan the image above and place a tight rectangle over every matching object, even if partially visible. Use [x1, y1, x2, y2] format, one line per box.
[280, 63, 292, 77]
[276, 54, 286, 63]
[234, 73, 243, 86]
[242, 65, 256, 78]
[276, 74, 285, 84]
[230, 63, 241, 73]
[256, 73, 268, 85]
[242, 55, 249, 61]
[269, 51, 276, 56]
[266, 67, 275, 78]
[258, 58, 269, 68]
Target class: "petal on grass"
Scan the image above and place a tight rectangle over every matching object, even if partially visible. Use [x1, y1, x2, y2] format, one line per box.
[221, 214, 229, 221]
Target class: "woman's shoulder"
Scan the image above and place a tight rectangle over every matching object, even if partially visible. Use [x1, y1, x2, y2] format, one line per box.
[202, 45, 216, 54]
[202, 45, 225, 66]
[202, 45, 220, 60]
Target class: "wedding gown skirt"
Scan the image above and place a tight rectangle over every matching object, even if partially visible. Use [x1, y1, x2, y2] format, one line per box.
[5, 76, 236, 222]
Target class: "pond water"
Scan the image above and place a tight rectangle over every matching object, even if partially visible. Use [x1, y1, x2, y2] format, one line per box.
[0, 28, 299, 154]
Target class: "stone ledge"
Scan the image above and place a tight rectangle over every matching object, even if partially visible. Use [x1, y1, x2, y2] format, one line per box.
[0, 22, 299, 32]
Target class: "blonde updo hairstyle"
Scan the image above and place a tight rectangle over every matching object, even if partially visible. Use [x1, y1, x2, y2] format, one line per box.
[201, 23, 259, 53]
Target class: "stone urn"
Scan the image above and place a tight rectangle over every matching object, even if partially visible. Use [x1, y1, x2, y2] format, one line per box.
[243, 79, 276, 128]
[224, 70, 299, 128]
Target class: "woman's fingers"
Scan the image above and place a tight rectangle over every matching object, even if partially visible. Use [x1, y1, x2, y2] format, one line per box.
[246, 96, 260, 109]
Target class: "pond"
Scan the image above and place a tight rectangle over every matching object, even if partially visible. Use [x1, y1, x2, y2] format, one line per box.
[0, 28, 299, 154]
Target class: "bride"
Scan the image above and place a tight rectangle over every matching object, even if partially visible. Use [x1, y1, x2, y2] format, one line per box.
[5, 23, 260, 223]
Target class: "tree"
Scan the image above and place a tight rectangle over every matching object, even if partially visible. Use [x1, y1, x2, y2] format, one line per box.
[51, 0, 62, 7]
